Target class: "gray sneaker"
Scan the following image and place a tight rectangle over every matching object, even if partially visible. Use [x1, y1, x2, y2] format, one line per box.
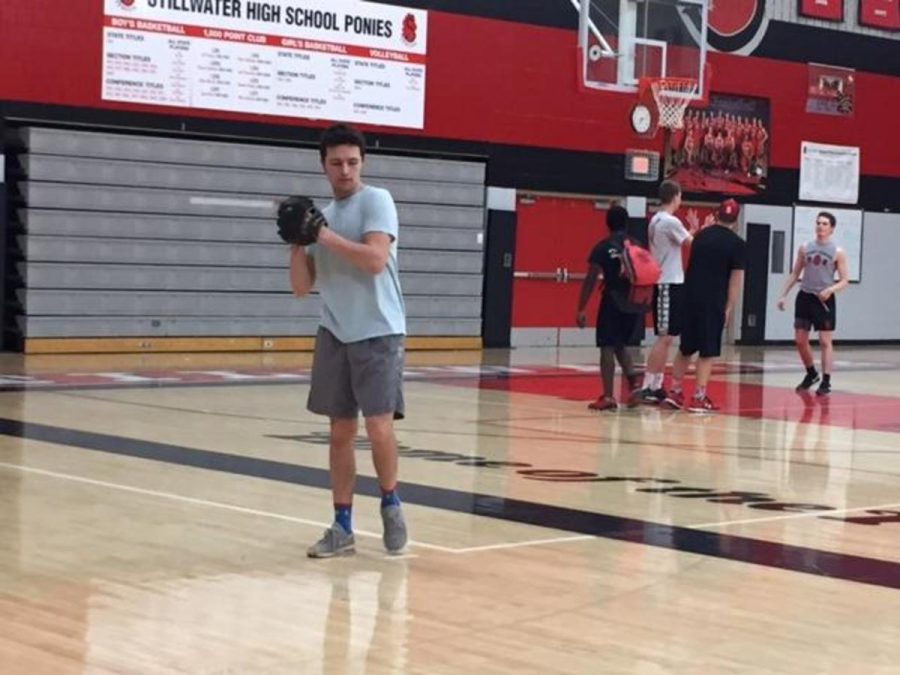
[307, 522, 355, 558]
[380, 503, 408, 553]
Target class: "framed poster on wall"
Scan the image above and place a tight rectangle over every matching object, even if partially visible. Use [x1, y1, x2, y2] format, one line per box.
[799, 0, 844, 21]
[792, 206, 863, 283]
[663, 93, 770, 196]
[859, 0, 900, 30]
[806, 63, 854, 116]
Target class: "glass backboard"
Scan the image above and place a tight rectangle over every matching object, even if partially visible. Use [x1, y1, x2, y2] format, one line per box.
[578, 0, 709, 99]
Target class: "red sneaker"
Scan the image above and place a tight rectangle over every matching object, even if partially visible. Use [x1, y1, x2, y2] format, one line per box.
[626, 388, 643, 408]
[588, 397, 618, 412]
[663, 390, 685, 410]
[687, 395, 718, 413]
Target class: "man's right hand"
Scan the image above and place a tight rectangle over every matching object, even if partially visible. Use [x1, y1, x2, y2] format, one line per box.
[684, 208, 701, 234]
[576, 311, 587, 328]
[777, 298, 786, 311]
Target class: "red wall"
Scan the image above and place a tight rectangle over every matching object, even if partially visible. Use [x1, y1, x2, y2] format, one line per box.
[512, 200, 719, 329]
[1, 3, 897, 177]
[512, 198, 609, 328]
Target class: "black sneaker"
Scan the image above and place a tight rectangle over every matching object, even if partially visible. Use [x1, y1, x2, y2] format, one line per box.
[816, 381, 831, 397]
[641, 388, 667, 405]
[796, 372, 820, 391]
[626, 387, 644, 408]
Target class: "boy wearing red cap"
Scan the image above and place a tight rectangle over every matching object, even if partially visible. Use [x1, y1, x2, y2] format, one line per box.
[665, 199, 746, 412]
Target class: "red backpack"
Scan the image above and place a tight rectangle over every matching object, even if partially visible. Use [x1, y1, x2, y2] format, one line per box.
[617, 238, 661, 313]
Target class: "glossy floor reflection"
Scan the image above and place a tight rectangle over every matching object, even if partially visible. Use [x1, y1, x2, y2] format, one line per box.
[0, 346, 898, 673]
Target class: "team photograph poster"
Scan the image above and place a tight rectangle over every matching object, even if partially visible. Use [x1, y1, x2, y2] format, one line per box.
[663, 94, 771, 196]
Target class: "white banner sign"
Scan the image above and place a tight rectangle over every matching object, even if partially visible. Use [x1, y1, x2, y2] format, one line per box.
[799, 141, 860, 204]
[102, 0, 427, 129]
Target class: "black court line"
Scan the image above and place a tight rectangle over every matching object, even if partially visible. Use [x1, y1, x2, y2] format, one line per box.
[1, 417, 898, 591]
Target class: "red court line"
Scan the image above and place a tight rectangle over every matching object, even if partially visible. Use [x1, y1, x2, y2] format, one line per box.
[459, 371, 900, 433]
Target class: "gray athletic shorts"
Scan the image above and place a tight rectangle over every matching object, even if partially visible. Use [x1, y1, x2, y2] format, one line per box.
[307, 327, 405, 420]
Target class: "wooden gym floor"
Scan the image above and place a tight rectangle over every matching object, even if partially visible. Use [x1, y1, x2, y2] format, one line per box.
[0, 345, 898, 674]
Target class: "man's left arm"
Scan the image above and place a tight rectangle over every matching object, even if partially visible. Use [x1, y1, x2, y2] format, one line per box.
[576, 264, 602, 328]
[724, 241, 747, 324]
[318, 190, 397, 275]
[670, 217, 695, 247]
[820, 249, 850, 301]
[725, 270, 744, 325]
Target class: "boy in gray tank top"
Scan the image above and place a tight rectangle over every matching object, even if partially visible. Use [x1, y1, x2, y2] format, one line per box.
[776, 211, 850, 395]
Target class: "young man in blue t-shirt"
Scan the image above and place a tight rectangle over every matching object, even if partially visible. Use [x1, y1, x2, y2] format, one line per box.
[289, 124, 408, 558]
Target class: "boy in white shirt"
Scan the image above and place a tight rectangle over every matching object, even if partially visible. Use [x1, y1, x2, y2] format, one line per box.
[637, 180, 697, 404]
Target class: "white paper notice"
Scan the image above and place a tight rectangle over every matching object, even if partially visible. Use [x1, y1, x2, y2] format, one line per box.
[102, 0, 427, 129]
[799, 141, 860, 205]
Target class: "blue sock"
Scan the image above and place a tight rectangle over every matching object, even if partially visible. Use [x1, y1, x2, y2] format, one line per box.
[334, 504, 352, 533]
[380, 489, 400, 508]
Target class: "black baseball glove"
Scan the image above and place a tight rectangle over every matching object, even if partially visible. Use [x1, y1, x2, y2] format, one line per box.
[276, 195, 328, 245]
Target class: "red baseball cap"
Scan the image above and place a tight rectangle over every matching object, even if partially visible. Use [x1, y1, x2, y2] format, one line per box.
[718, 198, 740, 223]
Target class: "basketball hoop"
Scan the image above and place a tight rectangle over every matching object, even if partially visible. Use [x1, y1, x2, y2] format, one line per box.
[639, 77, 699, 130]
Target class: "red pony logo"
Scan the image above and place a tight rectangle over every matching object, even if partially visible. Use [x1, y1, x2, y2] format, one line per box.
[402, 13, 418, 45]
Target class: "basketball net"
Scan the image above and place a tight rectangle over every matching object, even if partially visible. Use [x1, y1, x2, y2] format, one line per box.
[640, 77, 698, 130]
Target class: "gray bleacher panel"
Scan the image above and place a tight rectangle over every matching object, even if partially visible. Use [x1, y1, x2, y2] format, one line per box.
[22, 128, 486, 185]
[399, 203, 484, 230]
[19, 290, 482, 319]
[21, 236, 484, 273]
[15, 127, 487, 343]
[397, 227, 482, 251]
[21, 206, 483, 241]
[19, 316, 481, 338]
[22, 155, 484, 206]
[21, 263, 483, 296]
[22, 182, 485, 219]
[23, 182, 283, 218]
[22, 236, 283, 267]
[22, 210, 275, 243]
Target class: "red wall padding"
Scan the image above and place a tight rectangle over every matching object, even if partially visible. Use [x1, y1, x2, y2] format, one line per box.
[1, 4, 897, 176]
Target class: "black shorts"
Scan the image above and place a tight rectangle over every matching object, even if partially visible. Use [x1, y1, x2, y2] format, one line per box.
[795, 290, 836, 332]
[653, 283, 685, 337]
[596, 293, 644, 347]
[679, 303, 725, 358]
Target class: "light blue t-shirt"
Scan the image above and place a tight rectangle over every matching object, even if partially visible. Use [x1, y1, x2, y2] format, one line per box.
[310, 185, 406, 343]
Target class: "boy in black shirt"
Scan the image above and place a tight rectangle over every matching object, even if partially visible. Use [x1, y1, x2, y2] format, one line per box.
[576, 205, 642, 411]
[665, 199, 746, 412]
